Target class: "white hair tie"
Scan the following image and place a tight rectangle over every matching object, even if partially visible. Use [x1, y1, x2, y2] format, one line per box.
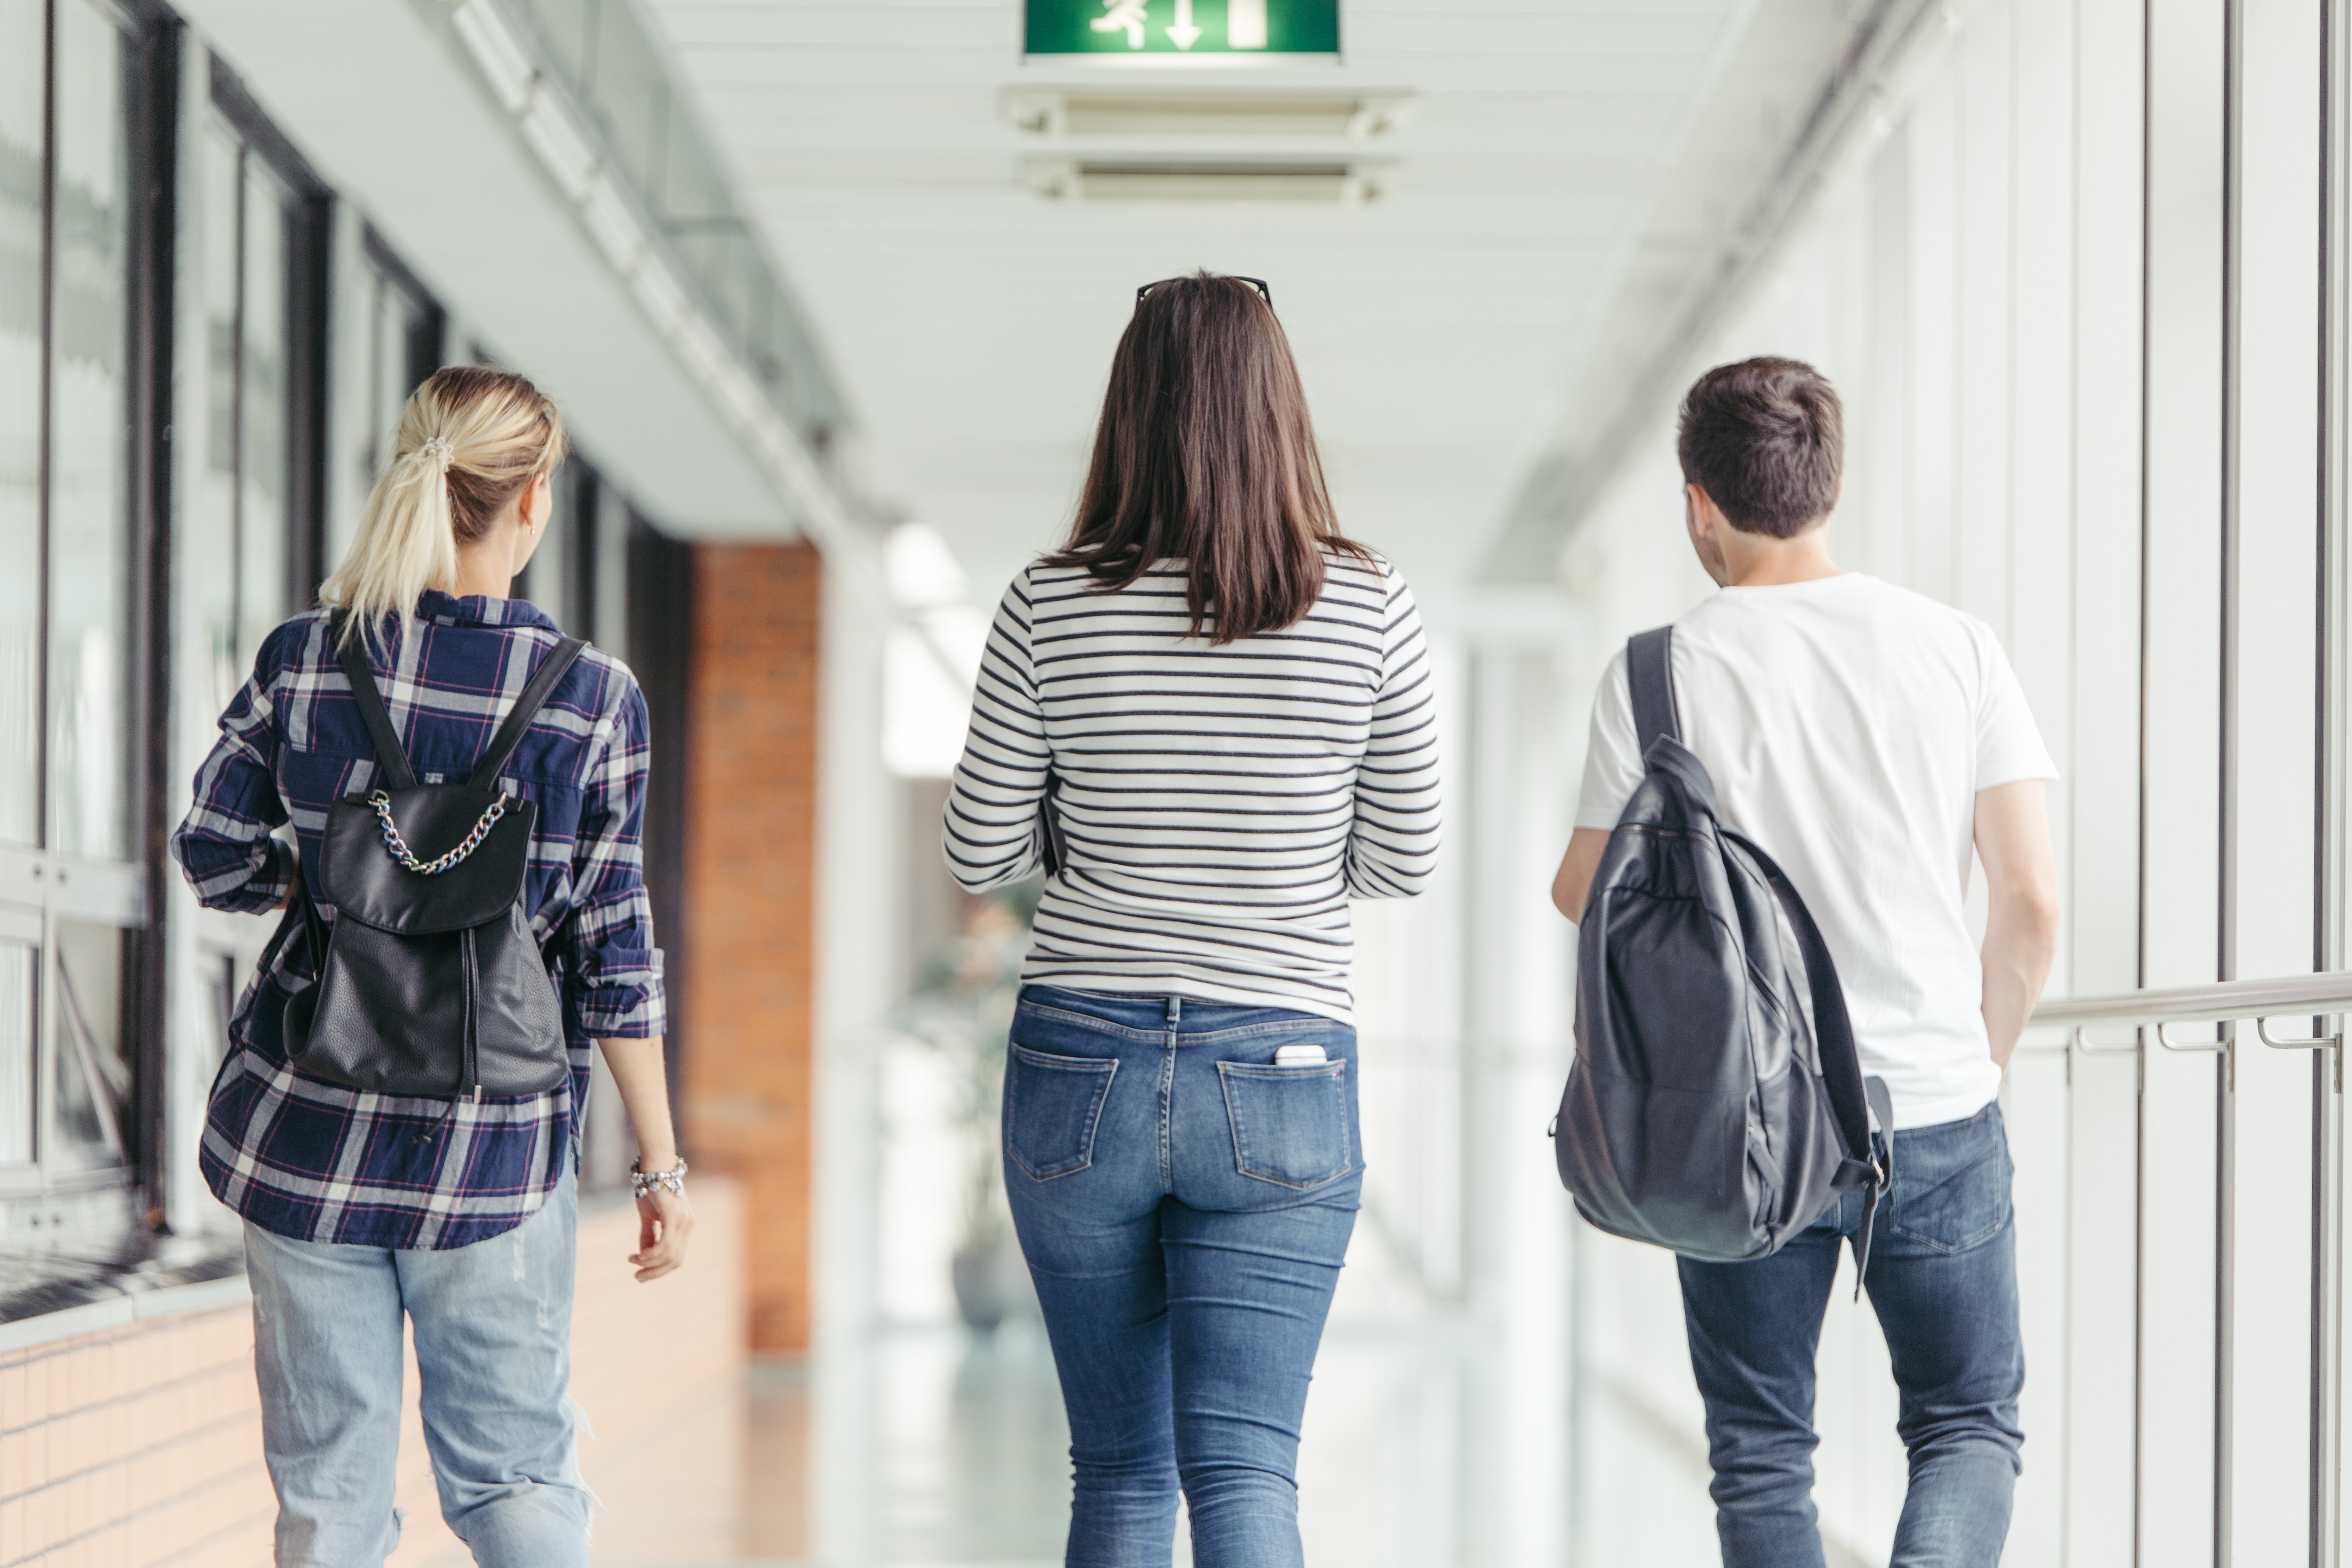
[417, 436, 454, 473]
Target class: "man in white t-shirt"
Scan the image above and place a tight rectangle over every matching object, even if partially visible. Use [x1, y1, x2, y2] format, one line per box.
[1550, 357, 2061, 1568]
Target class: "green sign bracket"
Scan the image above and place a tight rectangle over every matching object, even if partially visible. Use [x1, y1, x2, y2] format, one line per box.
[1024, 0, 1342, 60]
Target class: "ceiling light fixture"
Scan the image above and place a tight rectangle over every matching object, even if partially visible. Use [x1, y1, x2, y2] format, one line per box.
[1023, 157, 1389, 204]
[1004, 88, 1413, 139]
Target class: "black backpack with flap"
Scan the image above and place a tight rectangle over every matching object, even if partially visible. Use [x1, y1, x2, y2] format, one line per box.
[1554, 626, 1893, 1273]
[274, 616, 584, 1101]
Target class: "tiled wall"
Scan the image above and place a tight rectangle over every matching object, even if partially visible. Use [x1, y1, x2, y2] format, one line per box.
[0, 1297, 272, 1568]
[682, 542, 823, 1355]
[0, 1178, 745, 1568]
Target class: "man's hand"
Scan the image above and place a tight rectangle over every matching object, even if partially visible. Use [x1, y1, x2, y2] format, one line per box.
[1551, 829, 1611, 923]
[1975, 779, 2062, 1070]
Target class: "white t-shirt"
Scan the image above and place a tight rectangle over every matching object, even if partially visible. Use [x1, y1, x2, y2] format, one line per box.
[1573, 573, 2057, 1130]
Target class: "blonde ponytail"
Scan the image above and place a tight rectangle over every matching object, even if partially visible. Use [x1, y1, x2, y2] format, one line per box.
[321, 366, 567, 649]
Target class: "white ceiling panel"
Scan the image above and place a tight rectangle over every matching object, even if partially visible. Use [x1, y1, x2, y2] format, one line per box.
[645, 0, 1840, 618]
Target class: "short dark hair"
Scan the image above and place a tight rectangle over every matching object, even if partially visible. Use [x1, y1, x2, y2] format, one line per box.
[1675, 357, 1844, 538]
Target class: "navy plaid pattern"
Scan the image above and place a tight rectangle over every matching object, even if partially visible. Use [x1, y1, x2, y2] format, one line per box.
[173, 591, 664, 1248]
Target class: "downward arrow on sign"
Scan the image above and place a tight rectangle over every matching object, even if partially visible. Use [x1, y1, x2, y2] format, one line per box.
[1167, 0, 1202, 48]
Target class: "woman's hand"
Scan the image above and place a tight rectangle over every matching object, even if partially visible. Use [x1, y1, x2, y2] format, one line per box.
[631, 1184, 694, 1282]
[593, 1035, 693, 1282]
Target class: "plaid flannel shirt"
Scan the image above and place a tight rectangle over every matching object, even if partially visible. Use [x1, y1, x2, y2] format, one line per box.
[173, 591, 664, 1249]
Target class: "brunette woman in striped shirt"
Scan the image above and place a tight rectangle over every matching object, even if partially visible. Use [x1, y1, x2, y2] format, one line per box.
[944, 271, 1441, 1568]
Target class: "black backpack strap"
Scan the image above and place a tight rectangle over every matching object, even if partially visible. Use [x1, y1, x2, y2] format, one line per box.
[1737, 832, 1894, 1295]
[255, 846, 324, 987]
[1037, 768, 1069, 878]
[1627, 626, 1680, 753]
[467, 636, 588, 790]
[332, 612, 420, 792]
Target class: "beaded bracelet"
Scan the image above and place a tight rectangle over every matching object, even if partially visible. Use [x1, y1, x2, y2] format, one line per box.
[630, 1157, 688, 1200]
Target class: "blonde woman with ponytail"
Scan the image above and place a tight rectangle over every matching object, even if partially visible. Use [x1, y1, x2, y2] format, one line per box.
[173, 366, 685, 1568]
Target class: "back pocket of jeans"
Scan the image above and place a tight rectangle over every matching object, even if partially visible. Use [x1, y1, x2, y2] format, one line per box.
[1005, 1044, 1117, 1181]
[1887, 1117, 2014, 1254]
[1218, 1061, 1353, 1189]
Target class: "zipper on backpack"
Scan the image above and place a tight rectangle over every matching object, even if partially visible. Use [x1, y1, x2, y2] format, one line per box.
[460, 926, 480, 1102]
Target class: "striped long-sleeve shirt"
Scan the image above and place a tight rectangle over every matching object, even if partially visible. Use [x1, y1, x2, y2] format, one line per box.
[943, 553, 1441, 1025]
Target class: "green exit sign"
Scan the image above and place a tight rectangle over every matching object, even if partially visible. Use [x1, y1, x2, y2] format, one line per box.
[1025, 0, 1341, 58]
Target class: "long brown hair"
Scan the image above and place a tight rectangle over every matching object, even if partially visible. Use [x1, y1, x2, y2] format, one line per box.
[1047, 271, 1368, 643]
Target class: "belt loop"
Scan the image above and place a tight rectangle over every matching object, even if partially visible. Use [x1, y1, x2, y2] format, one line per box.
[1165, 995, 1181, 1026]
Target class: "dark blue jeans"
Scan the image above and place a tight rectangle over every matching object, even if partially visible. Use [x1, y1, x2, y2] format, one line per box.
[1676, 1101, 2024, 1568]
[1001, 985, 1362, 1568]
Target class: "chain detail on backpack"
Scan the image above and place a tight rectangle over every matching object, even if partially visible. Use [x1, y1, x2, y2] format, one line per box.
[370, 789, 508, 876]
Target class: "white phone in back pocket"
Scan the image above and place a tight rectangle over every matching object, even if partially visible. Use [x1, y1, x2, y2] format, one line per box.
[1273, 1043, 1329, 1066]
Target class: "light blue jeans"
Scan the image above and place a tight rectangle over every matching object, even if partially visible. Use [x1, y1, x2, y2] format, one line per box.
[242, 1170, 590, 1567]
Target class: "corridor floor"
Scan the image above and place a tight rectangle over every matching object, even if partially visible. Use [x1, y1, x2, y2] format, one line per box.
[575, 1314, 1727, 1568]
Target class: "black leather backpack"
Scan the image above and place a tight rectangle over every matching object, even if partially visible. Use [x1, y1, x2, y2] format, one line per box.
[1555, 626, 1893, 1273]
[279, 618, 584, 1100]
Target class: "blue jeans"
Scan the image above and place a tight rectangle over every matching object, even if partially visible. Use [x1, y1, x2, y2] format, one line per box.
[242, 1169, 590, 1567]
[1002, 986, 1363, 1568]
[1676, 1101, 2025, 1568]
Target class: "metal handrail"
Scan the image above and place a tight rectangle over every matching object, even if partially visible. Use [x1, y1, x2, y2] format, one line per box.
[2033, 971, 2352, 1028]
[2019, 973, 2352, 1053]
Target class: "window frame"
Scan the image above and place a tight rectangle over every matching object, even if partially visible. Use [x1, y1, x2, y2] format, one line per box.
[0, 0, 183, 1220]
[206, 58, 333, 633]
[155, 57, 338, 1237]
[361, 223, 446, 416]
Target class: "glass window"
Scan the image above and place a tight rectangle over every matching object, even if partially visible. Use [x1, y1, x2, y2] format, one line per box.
[239, 158, 291, 659]
[566, 462, 601, 637]
[514, 453, 632, 639]
[367, 271, 407, 481]
[585, 21, 669, 195]
[498, 0, 842, 446]
[184, 88, 340, 731]
[168, 76, 345, 1212]
[49, 917, 126, 1169]
[0, 926, 33, 1166]
[189, 120, 240, 719]
[520, 0, 596, 94]
[0, 0, 40, 849]
[520, 468, 571, 624]
[559, 463, 637, 1193]
[48, 0, 134, 864]
[177, 113, 287, 1194]
[0, 0, 164, 1199]
[593, 475, 628, 645]
[361, 240, 441, 488]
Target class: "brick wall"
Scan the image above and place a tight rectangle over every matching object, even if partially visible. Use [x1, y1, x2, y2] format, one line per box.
[679, 542, 823, 1355]
[0, 1179, 745, 1568]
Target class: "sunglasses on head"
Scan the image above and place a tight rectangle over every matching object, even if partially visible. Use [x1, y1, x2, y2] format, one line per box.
[1135, 276, 1274, 310]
